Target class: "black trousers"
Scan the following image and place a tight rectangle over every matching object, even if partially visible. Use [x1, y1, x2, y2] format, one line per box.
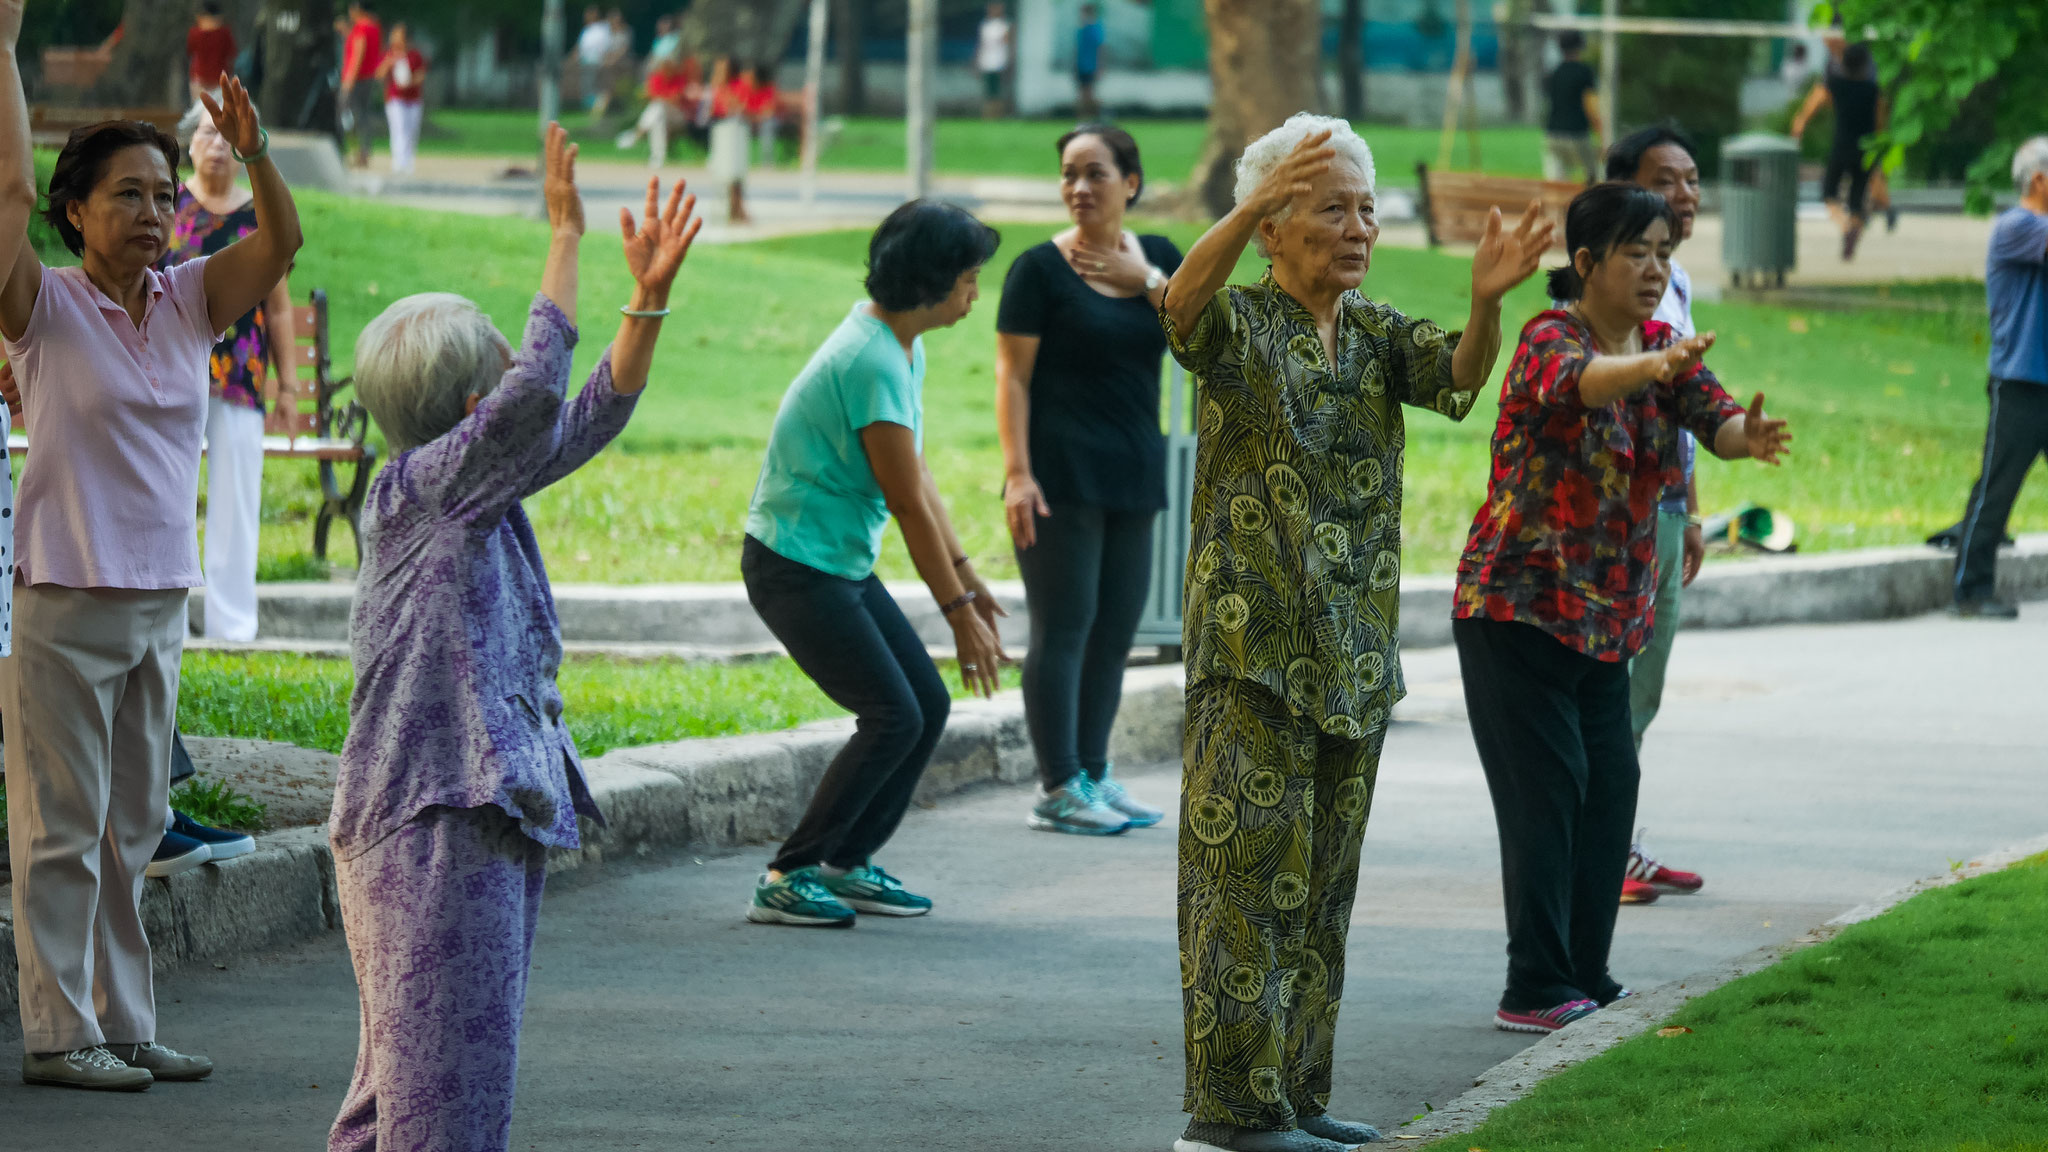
[1015, 503, 1155, 789]
[742, 536, 951, 874]
[1453, 617, 1639, 1010]
[1954, 377, 2048, 603]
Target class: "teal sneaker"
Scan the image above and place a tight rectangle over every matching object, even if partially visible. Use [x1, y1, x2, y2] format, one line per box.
[1028, 775, 1132, 836]
[746, 866, 856, 928]
[817, 862, 932, 917]
[1090, 764, 1164, 828]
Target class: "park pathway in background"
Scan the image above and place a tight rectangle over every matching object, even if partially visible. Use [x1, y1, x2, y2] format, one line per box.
[2, 610, 2042, 1149]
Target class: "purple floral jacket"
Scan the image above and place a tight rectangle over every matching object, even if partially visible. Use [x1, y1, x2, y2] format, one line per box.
[330, 295, 638, 861]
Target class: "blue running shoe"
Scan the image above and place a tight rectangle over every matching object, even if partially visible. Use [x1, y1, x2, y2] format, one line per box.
[1090, 764, 1164, 828]
[1028, 775, 1131, 836]
[170, 809, 255, 862]
[146, 829, 210, 879]
[817, 862, 932, 917]
[746, 866, 856, 928]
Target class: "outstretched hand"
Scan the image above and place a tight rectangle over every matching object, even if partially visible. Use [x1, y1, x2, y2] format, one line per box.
[1471, 200, 1554, 304]
[199, 76, 264, 160]
[619, 176, 703, 297]
[542, 121, 584, 236]
[1742, 391, 1792, 464]
[1653, 331, 1716, 383]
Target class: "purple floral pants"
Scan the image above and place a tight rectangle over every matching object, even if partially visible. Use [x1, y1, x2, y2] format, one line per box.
[329, 805, 548, 1152]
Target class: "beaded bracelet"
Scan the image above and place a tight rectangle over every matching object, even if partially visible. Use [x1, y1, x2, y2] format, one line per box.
[940, 589, 979, 617]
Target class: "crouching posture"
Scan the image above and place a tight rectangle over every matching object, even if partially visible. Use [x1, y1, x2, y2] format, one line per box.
[326, 125, 700, 1152]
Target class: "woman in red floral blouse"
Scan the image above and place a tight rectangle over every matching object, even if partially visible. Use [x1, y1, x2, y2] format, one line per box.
[1452, 182, 1790, 1036]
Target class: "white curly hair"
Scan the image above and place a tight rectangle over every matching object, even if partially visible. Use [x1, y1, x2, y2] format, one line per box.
[2015, 135, 2048, 197]
[1233, 113, 1377, 258]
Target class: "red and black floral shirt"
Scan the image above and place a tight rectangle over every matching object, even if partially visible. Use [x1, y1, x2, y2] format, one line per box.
[1453, 310, 1742, 661]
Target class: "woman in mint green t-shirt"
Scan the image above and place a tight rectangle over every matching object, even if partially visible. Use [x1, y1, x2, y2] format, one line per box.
[740, 200, 1008, 928]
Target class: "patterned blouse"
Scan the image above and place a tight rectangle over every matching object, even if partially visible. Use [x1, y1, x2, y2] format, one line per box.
[1164, 269, 1473, 740]
[1453, 310, 1742, 661]
[161, 187, 271, 411]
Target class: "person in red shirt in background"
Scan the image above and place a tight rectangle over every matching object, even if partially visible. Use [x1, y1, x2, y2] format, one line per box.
[375, 23, 427, 174]
[614, 53, 692, 170]
[744, 61, 781, 170]
[706, 56, 751, 224]
[187, 3, 236, 104]
[339, 2, 384, 169]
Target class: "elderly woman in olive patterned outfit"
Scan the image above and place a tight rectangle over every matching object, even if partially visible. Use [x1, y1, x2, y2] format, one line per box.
[1158, 113, 1552, 1152]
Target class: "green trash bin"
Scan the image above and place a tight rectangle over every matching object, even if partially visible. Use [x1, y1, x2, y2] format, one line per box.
[1721, 132, 1800, 289]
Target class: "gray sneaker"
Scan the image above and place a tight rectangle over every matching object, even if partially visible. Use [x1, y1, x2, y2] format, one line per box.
[1090, 764, 1164, 827]
[1175, 1121, 1355, 1152]
[22, 1046, 154, 1091]
[106, 1041, 213, 1082]
[1027, 776, 1132, 836]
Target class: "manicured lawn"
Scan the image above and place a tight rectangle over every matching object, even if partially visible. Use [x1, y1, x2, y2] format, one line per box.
[1451, 853, 2048, 1150]
[174, 649, 1019, 758]
[259, 188, 2046, 584]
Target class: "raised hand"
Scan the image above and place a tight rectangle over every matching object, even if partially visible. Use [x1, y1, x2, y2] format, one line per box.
[1471, 199, 1555, 304]
[1246, 130, 1337, 218]
[1653, 331, 1716, 382]
[199, 76, 264, 161]
[1742, 391, 1792, 464]
[619, 175, 703, 297]
[542, 121, 584, 237]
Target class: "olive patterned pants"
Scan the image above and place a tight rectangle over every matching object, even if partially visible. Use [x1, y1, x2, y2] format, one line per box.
[1178, 676, 1384, 1129]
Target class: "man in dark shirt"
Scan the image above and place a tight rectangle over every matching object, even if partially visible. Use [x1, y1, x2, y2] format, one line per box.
[1542, 31, 1600, 185]
[1792, 39, 1884, 259]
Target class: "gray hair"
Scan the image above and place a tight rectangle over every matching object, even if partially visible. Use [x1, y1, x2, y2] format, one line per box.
[353, 293, 513, 453]
[1233, 113, 1377, 258]
[2015, 136, 2048, 197]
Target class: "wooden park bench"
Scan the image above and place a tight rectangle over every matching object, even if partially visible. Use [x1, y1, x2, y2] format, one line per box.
[7, 289, 378, 565]
[28, 104, 184, 147]
[1414, 162, 1579, 250]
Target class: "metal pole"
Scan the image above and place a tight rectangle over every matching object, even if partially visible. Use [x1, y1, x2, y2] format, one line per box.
[1598, 0, 1619, 156]
[540, 0, 564, 201]
[801, 0, 828, 207]
[907, 0, 936, 201]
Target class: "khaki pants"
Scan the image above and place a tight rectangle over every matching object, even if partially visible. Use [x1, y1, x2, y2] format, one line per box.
[1, 585, 185, 1053]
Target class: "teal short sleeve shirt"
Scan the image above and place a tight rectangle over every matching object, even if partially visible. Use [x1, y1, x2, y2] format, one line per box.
[744, 304, 925, 581]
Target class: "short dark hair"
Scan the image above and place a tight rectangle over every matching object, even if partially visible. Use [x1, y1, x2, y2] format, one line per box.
[200, 1, 224, 15]
[1558, 30, 1585, 55]
[1056, 122, 1144, 207]
[1545, 182, 1680, 301]
[1843, 42, 1874, 78]
[42, 121, 181, 258]
[1604, 121, 1698, 182]
[865, 200, 1001, 311]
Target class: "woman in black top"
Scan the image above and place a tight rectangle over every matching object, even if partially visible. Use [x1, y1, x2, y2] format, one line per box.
[996, 123, 1182, 837]
[1792, 39, 1885, 259]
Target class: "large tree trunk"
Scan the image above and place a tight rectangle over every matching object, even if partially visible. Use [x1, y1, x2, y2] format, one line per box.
[256, 0, 340, 136]
[833, 0, 867, 115]
[1337, 0, 1365, 120]
[677, 0, 809, 64]
[1189, 0, 1324, 218]
[94, 0, 267, 109]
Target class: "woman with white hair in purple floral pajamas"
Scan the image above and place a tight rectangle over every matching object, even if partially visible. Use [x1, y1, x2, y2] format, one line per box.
[325, 124, 702, 1152]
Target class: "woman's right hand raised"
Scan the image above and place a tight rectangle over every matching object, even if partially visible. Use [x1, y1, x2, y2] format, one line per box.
[950, 601, 1005, 699]
[1003, 473, 1051, 550]
[1243, 130, 1337, 219]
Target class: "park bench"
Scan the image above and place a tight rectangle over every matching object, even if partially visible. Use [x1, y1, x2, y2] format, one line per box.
[7, 289, 378, 565]
[28, 104, 184, 148]
[1414, 162, 1578, 250]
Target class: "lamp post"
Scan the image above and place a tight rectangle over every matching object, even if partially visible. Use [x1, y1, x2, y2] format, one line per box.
[907, 0, 936, 201]
[801, 0, 828, 207]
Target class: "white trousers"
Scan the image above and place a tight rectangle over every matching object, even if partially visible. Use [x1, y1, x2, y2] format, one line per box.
[637, 100, 687, 169]
[203, 397, 264, 643]
[386, 98, 424, 174]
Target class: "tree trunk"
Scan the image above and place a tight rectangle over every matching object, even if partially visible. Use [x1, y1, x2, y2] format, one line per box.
[256, 0, 339, 136]
[833, 0, 867, 115]
[1189, 0, 1324, 218]
[94, 0, 267, 109]
[1497, 0, 1532, 122]
[1337, 0, 1365, 120]
[678, 0, 808, 65]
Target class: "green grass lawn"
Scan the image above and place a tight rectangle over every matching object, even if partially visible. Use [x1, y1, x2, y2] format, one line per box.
[257, 187, 2047, 584]
[401, 109, 1546, 182]
[1453, 853, 2048, 1150]
[174, 649, 1018, 759]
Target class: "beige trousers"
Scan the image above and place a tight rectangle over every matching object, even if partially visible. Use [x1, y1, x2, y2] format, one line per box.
[1, 585, 185, 1053]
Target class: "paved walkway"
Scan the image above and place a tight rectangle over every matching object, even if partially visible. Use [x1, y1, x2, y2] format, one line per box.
[3, 609, 2042, 1148]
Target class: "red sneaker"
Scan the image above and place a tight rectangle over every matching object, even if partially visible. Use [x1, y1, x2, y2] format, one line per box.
[1628, 832, 1704, 895]
[1495, 998, 1600, 1033]
[1620, 877, 1660, 904]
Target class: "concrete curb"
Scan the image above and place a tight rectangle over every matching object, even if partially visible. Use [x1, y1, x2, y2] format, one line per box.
[0, 667, 1185, 1009]
[1395, 831, 2048, 1145]
[232, 537, 2048, 649]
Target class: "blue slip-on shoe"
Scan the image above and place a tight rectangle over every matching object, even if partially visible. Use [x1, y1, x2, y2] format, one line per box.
[145, 829, 210, 879]
[1090, 764, 1164, 828]
[1027, 775, 1132, 836]
[1298, 1111, 1382, 1144]
[817, 862, 932, 917]
[170, 809, 255, 863]
[746, 866, 857, 928]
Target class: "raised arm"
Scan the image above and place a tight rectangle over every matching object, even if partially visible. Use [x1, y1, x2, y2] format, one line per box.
[199, 77, 304, 335]
[1456, 200, 1554, 395]
[1162, 130, 1335, 338]
[0, 0, 45, 341]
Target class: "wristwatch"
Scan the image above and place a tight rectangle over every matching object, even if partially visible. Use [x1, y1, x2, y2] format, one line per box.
[1143, 266, 1166, 293]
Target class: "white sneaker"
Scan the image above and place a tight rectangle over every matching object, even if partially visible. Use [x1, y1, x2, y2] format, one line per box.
[22, 1046, 153, 1091]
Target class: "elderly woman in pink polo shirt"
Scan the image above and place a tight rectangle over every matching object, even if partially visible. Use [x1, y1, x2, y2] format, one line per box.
[0, 51, 303, 1092]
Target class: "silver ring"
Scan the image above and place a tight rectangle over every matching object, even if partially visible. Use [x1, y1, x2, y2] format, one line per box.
[962, 663, 979, 671]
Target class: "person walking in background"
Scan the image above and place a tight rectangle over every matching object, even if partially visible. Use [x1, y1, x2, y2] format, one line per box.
[1604, 123, 1711, 906]
[0, 64, 303, 1091]
[185, 2, 235, 104]
[1791, 39, 1884, 260]
[741, 201, 1006, 929]
[647, 13, 681, 71]
[574, 7, 612, 113]
[593, 8, 634, 121]
[375, 22, 427, 175]
[1074, 3, 1104, 120]
[1542, 30, 1599, 184]
[616, 51, 692, 169]
[996, 124, 1179, 838]
[1948, 137, 2048, 621]
[706, 57, 751, 224]
[338, 2, 383, 170]
[744, 62, 781, 170]
[1454, 183, 1789, 1039]
[1161, 114, 1549, 1152]
[978, 2, 1012, 119]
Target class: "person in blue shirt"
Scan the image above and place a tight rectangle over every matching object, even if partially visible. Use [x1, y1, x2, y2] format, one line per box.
[1950, 136, 2048, 619]
[1074, 3, 1104, 119]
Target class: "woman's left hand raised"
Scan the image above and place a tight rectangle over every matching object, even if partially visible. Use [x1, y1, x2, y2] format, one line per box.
[543, 121, 585, 237]
[620, 176, 703, 297]
[199, 76, 265, 161]
[1470, 199, 1554, 305]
